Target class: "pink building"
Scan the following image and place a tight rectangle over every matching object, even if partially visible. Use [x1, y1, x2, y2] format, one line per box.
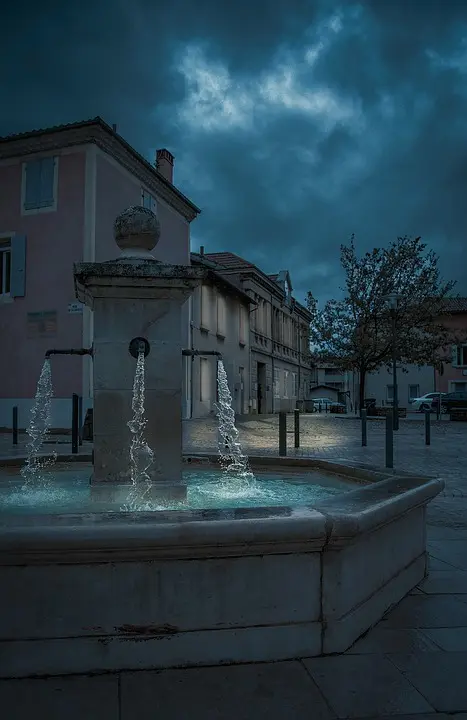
[436, 298, 467, 393]
[0, 118, 200, 428]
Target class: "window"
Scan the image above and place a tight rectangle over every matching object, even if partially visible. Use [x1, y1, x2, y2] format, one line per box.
[453, 345, 467, 368]
[200, 357, 211, 402]
[200, 285, 210, 330]
[23, 157, 57, 212]
[453, 382, 467, 392]
[0, 240, 11, 295]
[387, 384, 394, 403]
[274, 368, 280, 398]
[239, 305, 247, 345]
[408, 384, 420, 401]
[0, 235, 26, 298]
[141, 189, 157, 213]
[283, 370, 289, 399]
[216, 294, 226, 337]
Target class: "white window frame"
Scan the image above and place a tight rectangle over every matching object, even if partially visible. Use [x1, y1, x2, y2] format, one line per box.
[141, 188, 157, 213]
[408, 384, 420, 401]
[200, 285, 210, 330]
[274, 368, 280, 398]
[454, 345, 467, 368]
[450, 381, 467, 393]
[0, 235, 12, 297]
[21, 156, 59, 215]
[216, 293, 226, 337]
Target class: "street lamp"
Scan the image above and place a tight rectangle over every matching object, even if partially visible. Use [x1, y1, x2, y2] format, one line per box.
[384, 292, 400, 431]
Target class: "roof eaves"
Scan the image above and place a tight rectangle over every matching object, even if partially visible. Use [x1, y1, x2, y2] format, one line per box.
[0, 116, 201, 220]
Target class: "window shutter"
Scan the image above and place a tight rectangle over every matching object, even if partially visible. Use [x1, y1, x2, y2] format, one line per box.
[10, 235, 27, 297]
[452, 345, 458, 367]
[25, 162, 41, 209]
[40, 157, 55, 205]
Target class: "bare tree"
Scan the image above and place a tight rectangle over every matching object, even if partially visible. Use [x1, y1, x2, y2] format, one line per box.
[307, 235, 462, 411]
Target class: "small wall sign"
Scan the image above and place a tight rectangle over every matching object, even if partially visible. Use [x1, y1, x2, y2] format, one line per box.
[68, 302, 84, 314]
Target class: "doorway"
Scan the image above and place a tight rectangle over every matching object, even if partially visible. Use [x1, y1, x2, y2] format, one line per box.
[257, 362, 267, 414]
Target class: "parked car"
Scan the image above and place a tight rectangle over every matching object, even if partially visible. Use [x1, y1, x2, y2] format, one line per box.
[311, 397, 346, 410]
[436, 391, 467, 414]
[410, 392, 445, 412]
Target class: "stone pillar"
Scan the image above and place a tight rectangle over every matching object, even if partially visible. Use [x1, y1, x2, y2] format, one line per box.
[73, 206, 205, 498]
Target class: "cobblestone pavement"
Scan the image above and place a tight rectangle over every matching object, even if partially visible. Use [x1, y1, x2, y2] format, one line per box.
[183, 413, 466, 489]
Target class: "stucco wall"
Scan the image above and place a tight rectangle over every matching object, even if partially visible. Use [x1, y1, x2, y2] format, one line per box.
[0, 150, 86, 411]
[94, 150, 191, 265]
[190, 282, 250, 418]
[364, 364, 434, 407]
[435, 313, 467, 392]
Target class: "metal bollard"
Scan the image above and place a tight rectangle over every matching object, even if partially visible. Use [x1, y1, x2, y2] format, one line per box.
[361, 408, 367, 447]
[385, 411, 394, 469]
[12, 406, 18, 446]
[425, 409, 431, 446]
[71, 393, 79, 454]
[294, 408, 300, 448]
[279, 411, 287, 456]
[78, 395, 83, 446]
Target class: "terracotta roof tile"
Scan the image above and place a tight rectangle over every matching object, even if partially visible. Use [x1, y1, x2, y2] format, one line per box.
[203, 252, 254, 270]
[0, 117, 104, 142]
[442, 297, 467, 313]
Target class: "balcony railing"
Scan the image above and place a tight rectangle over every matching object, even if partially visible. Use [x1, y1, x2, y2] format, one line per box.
[251, 330, 311, 365]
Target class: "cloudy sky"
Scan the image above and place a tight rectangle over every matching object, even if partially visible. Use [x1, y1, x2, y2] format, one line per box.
[2, 0, 467, 303]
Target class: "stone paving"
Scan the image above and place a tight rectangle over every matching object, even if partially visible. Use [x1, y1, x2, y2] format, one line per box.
[1, 414, 467, 718]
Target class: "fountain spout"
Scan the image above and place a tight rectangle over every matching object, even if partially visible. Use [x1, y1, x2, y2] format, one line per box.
[45, 347, 94, 359]
[182, 349, 223, 359]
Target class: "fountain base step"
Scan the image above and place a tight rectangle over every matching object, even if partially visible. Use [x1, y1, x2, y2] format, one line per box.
[90, 481, 187, 505]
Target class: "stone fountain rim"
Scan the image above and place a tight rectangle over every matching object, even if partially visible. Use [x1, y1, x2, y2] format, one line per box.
[0, 459, 443, 565]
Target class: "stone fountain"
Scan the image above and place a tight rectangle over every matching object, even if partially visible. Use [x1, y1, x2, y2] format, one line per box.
[74, 206, 205, 502]
[0, 205, 445, 680]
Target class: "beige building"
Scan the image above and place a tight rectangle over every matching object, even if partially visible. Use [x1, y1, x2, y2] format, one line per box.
[309, 363, 352, 408]
[351, 364, 435, 411]
[195, 251, 313, 415]
[185, 253, 253, 418]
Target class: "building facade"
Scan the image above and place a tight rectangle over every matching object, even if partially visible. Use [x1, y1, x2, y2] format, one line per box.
[435, 299, 467, 393]
[0, 118, 199, 428]
[309, 363, 351, 407]
[186, 253, 253, 418]
[361, 365, 435, 409]
[347, 298, 467, 410]
[199, 252, 313, 414]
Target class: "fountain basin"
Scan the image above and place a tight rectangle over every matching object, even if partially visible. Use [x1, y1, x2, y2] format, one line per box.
[0, 457, 443, 679]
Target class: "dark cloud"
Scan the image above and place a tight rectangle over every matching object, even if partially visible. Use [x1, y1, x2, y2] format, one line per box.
[1, 0, 467, 304]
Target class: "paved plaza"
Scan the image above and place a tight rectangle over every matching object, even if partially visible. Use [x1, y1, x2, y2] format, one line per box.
[1, 414, 467, 718]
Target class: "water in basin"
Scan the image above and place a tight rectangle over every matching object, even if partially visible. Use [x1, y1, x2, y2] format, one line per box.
[0, 464, 353, 516]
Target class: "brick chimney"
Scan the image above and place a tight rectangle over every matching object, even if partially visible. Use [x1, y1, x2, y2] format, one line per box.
[156, 149, 174, 184]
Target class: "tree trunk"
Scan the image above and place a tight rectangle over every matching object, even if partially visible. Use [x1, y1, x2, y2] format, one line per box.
[358, 367, 366, 415]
